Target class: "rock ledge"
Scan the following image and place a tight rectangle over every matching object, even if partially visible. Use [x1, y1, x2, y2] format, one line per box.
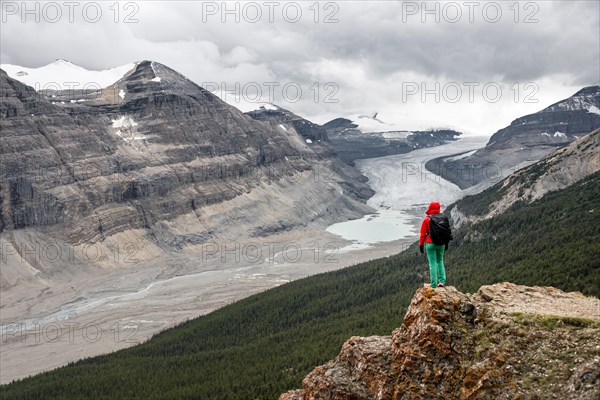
[280, 283, 600, 400]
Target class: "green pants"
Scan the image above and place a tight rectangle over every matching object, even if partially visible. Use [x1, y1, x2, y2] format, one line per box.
[426, 243, 446, 288]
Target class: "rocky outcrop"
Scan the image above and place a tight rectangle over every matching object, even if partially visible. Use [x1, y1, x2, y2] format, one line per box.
[430, 86, 600, 190]
[280, 283, 600, 400]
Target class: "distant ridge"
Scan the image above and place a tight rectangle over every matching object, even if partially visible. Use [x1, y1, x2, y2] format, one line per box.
[429, 85, 600, 190]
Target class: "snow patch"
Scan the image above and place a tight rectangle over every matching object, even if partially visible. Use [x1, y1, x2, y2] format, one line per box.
[119, 89, 125, 99]
[112, 116, 138, 129]
[261, 103, 278, 110]
[382, 131, 412, 139]
[554, 131, 567, 138]
[278, 124, 287, 131]
[541, 132, 550, 137]
[305, 139, 313, 144]
[588, 105, 600, 115]
[112, 116, 146, 142]
[150, 61, 162, 83]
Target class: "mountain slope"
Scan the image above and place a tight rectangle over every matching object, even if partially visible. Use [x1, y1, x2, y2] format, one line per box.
[1, 61, 376, 241]
[449, 127, 600, 227]
[0, 60, 373, 254]
[245, 104, 375, 200]
[246, 103, 329, 144]
[2, 165, 599, 398]
[429, 86, 600, 189]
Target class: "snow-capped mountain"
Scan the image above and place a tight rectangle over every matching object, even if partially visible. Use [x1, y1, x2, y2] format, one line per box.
[339, 113, 402, 134]
[432, 85, 600, 189]
[322, 115, 462, 165]
[1, 59, 135, 90]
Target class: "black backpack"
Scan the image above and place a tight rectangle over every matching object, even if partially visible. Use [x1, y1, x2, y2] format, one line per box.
[428, 213, 453, 245]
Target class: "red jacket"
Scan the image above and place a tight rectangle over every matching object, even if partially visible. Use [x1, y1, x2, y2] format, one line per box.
[419, 201, 441, 245]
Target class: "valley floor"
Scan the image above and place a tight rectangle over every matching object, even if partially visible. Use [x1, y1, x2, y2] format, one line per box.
[0, 225, 417, 384]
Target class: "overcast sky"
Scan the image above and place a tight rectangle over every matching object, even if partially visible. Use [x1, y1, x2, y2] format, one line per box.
[1, 0, 599, 135]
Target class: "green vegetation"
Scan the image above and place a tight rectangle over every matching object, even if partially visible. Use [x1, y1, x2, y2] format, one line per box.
[447, 173, 511, 216]
[448, 172, 600, 295]
[2, 172, 599, 400]
[505, 311, 600, 397]
[452, 143, 581, 217]
[510, 312, 600, 329]
[449, 155, 559, 217]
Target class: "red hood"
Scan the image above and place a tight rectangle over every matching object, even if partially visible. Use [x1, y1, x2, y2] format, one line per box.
[426, 201, 441, 215]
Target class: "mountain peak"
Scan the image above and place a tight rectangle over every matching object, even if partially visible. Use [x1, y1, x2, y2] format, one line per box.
[574, 85, 600, 96]
[542, 85, 600, 114]
[113, 60, 214, 102]
[53, 58, 81, 67]
[281, 283, 600, 400]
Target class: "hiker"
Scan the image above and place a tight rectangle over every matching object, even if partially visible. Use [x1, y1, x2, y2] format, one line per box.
[419, 201, 453, 289]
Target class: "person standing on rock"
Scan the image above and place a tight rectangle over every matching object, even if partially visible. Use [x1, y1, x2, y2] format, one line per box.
[419, 201, 453, 289]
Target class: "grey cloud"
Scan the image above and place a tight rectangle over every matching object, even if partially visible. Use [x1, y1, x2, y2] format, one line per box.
[2, 1, 597, 84]
[301, 1, 599, 84]
[0, 0, 598, 133]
